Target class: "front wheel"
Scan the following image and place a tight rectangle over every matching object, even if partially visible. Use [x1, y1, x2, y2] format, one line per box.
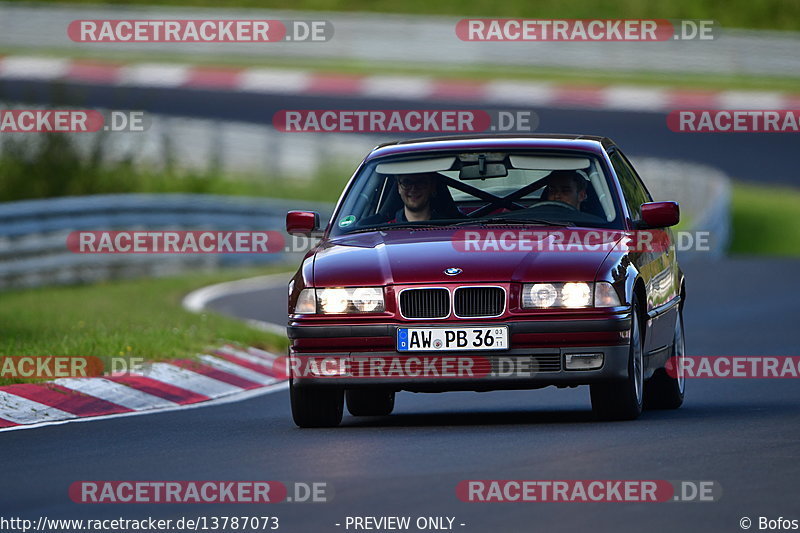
[290, 381, 343, 428]
[590, 299, 644, 421]
[644, 309, 686, 410]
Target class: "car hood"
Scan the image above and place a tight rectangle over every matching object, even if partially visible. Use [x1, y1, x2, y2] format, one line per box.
[312, 228, 625, 286]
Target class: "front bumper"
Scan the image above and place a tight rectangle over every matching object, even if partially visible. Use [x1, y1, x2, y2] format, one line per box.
[287, 316, 631, 339]
[289, 314, 632, 392]
[289, 345, 631, 392]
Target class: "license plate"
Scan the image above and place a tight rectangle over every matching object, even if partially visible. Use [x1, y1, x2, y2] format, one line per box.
[397, 326, 508, 352]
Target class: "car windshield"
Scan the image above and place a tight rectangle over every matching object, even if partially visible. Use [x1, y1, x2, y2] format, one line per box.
[329, 150, 623, 236]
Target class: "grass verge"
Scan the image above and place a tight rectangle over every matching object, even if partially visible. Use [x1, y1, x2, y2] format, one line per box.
[0, 265, 294, 386]
[730, 182, 800, 257]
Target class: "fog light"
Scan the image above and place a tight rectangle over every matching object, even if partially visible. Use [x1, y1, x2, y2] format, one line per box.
[565, 353, 604, 370]
[306, 356, 350, 377]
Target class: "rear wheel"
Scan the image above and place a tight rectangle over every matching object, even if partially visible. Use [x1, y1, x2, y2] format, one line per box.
[644, 309, 686, 409]
[346, 390, 395, 416]
[591, 299, 644, 421]
[290, 381, 343, 428]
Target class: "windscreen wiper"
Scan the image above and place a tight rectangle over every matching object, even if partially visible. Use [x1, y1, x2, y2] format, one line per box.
[345, 221, 452, 233]
[452, 217, 572, 227]
[382, 221, 455, 230]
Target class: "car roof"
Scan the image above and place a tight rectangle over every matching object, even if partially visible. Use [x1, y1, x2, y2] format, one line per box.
[366, 134, 617, 161]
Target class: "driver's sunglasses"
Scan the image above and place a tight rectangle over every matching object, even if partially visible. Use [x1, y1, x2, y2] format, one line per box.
[397, 178, 431, 190]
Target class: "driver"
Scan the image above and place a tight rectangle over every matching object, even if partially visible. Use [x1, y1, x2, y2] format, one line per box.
[390, 173, 441, 222]
[542, 170, 587, 210]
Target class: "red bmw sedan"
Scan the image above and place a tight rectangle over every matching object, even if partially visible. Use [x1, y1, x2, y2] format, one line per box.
[286, 135, 686, 427]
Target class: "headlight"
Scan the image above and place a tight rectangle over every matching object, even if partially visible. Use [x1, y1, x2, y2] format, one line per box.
[296, 287, 385, 314]
[319, 288, 350, 313]
[522, 282, 593, 308]
[523, 283, 559, 308]
[561, 282, 592, 307]
[351, 287, 383, 312]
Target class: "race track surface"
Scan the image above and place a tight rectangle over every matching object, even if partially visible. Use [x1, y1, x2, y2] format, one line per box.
[3, 257, 799, 532]
[2, 80, 798, 532]
[0, 79, 796, 185]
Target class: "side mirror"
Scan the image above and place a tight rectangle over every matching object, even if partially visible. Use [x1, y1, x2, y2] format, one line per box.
[640, 202, 680, 228]
[286, 211, 320, 236]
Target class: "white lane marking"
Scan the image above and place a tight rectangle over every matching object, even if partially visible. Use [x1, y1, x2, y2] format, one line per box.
[0, 391, 76, 424]
[0, 56, 70, 80]
[361, 76, 434, 99]
[138, 362, 243, 397]
[485, 81, 556, 105]
[197, 355, 278, 385]
[0, 381, 288, 433]
[238, 68, 311, 93]
[54, 377, 179, 411]
[603, 86, 670, 111]
[117, 63, 189, 87]
[716, 90, 786, 110]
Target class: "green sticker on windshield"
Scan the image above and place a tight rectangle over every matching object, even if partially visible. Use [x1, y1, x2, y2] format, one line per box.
[339, 215, 356, 227]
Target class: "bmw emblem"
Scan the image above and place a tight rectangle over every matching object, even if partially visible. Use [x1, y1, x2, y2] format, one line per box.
[444, 267, 462, 276]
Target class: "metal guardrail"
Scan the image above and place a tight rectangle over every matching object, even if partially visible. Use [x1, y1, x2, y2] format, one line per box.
[0, 193, 332, 289]
[1, 2, 799, 77]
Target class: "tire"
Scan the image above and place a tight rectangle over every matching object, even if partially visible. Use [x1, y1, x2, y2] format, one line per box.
[290, 381, 343, 428]
[590, 298, 644, 421]
[346, 389, 395, 416]
[644, 309, 686, 410]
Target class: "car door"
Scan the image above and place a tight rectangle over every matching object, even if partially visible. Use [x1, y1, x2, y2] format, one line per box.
[609, 149, 679, 361]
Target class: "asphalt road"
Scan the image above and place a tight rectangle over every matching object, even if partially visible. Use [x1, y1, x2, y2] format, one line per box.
[2, 82, 799, 532]
[2, 257, 799, 532]
[0, 79, 797, 186]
